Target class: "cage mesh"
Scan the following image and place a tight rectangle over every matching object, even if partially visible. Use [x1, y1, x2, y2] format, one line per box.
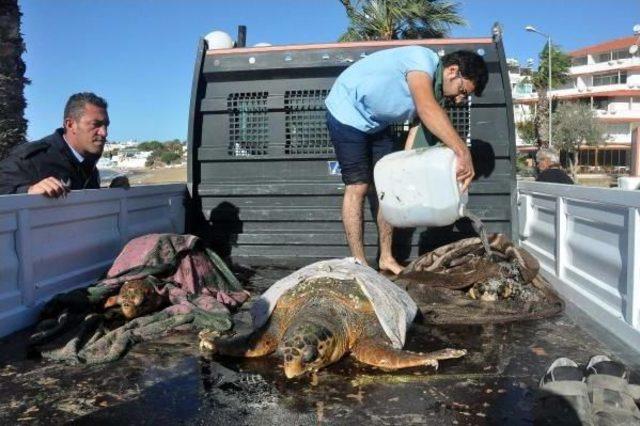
[284, 90, 333, 155]
[444, 98, 472, 144]
[227, 92, 269, 156]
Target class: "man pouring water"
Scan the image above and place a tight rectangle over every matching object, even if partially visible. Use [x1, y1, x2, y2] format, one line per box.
[325, 46, 488, 275]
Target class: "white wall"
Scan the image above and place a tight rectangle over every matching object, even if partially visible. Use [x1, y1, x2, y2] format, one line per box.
[518, 181, 640, 348]
[0, 184, 185, 337]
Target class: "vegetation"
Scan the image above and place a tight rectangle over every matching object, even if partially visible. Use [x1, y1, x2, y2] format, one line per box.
[138, 141, 164, 152]
[531, 43, 571, 146]
[516, 112, 537, 146]
[0, 1, 29, 160]
[338, 0, 465, 41]
[516, 154, 535, 177]
[142, 139, 185, 167]
[552, 102, 605, 171]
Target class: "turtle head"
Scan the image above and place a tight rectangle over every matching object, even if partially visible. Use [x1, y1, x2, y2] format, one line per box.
[279, 321, 338, 379]
[118, 279, 164, 319]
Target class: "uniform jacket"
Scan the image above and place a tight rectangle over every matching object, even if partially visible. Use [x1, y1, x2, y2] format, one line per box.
[535, 168, 574, 185]
[0, 129, 100, 194]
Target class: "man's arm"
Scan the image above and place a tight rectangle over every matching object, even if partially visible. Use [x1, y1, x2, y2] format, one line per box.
[0, 153, 34, 194]
[0, 149, 69, 198]
[406, 71, 475, 191]
[27, 177, 69, 198]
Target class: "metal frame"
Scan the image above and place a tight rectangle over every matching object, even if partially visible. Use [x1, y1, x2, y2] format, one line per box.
[518, 181, 640, 346]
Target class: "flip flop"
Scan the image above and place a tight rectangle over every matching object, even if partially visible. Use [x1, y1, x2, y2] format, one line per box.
[586, 355, 640, 426]
[536, 357, 594, 426]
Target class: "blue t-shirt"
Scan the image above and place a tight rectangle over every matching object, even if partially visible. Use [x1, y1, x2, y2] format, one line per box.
[325, 46, 439, 133]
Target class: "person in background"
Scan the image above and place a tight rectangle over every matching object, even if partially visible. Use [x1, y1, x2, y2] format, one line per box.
[0, 92, 120, 197]
[535, 147, 574, 184]
[325, 46, 488, 275]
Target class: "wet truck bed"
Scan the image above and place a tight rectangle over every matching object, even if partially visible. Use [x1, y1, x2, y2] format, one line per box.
[1, 266, 638, 425]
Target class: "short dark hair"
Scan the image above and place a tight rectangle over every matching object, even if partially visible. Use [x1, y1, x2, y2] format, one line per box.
[442, 50, 489, 96]
[63, 92, 108, 122]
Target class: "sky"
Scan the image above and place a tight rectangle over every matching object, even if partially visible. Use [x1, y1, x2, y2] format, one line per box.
[19, 0, 640, 142]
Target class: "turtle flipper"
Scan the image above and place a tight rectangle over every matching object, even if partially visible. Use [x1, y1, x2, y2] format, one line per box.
[199, 322, 279, 358]
[351, 338, 466, 370]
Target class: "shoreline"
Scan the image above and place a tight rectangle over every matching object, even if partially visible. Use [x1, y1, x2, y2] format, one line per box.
[100, 164, 187, 185]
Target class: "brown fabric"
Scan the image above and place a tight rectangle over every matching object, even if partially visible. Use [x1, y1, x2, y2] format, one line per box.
[395, 234, 564, 324]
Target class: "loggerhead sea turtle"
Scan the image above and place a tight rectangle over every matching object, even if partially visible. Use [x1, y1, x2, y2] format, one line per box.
[104, 279, 169, 319]
[199, 276, 466, 379]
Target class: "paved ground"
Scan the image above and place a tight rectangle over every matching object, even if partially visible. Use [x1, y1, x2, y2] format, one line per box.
[1, 266, 638, 425]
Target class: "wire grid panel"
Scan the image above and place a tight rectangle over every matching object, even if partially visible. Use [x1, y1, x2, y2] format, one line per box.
[284, 90, 333, 155]
[445, 99, 471, 143]
[227, 92, 269, 156]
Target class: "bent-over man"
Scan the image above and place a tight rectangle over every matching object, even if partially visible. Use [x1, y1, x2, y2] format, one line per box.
[325, 46, 489, 275]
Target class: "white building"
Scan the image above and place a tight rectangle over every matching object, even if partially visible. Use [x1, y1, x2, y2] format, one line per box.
[116, 151, 151, 169]
[507, 58, 536, 146]
[513, 33, 640, 169]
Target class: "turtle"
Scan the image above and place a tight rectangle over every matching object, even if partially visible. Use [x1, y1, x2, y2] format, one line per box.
[467, 278, 515, 302]
[199, 276, 466, 379]
[103, 279, 169, 319]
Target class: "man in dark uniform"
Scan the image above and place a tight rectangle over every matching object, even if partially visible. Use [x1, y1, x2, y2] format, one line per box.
[0, 92, 110, 197]
[535, 147, 574, 184]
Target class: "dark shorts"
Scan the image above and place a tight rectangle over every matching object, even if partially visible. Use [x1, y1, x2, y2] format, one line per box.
[326, 112, 394, 185]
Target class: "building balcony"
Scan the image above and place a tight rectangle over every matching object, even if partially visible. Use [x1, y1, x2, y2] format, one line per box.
[595, 107, 640, 122]
[552, 83, 640, 98]
[570, 56, 640, 75]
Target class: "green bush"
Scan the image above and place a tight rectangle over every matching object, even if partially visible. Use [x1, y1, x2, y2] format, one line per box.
[160, 151, 181, 164]
[138, 141, 163, 152]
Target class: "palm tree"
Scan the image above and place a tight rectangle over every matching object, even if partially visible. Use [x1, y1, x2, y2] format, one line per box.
[338, 0, 466, 41]
[0, 0, 29, 161]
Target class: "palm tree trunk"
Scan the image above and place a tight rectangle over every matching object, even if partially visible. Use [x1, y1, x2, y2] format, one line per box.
[0, 0, 29, 161]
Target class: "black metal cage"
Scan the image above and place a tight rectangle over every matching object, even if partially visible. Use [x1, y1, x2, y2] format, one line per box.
[187, 37, 517, 266]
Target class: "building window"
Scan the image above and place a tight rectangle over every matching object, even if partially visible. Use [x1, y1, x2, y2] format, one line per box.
[605, 123, 629, 136]
[612, 49, 631, 60]
[593, 71, 627, 86]
[572, 56, 588, 66]
[513, 82, 534, 95]
[597, 52, 611, 63]
[593, 98, 609, 110]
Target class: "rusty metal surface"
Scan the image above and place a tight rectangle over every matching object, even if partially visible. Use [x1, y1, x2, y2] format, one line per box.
[1, 266, 638, 425]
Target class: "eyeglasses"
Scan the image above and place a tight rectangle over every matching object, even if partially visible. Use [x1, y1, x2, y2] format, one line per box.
[457, 74, 470, 97]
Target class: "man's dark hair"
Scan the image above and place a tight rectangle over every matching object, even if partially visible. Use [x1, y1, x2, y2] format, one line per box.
[63, 92, 108, 122]
[442, 50, 489, 96]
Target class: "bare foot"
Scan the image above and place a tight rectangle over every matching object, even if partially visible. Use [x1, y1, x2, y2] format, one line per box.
[378, 258, 403, 276]
[355, 257, 370, 268]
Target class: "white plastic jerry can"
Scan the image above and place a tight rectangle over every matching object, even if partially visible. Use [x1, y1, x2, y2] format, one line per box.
[373, 146, 468, 228]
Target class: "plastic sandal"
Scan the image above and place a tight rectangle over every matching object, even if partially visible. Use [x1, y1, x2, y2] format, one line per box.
[536, 357, 594, 426]
[586, 355, 640, 426]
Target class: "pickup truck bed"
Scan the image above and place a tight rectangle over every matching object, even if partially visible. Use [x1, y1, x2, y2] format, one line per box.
[1, 265, 637, 425]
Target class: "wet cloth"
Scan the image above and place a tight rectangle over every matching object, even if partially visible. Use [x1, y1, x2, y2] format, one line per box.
[412, 61, 446, 149]
[250, 258, 417, 349]
[395, 234, 564, 324]
[94, 233, 249, 311]
[29, 233, 247, 364]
